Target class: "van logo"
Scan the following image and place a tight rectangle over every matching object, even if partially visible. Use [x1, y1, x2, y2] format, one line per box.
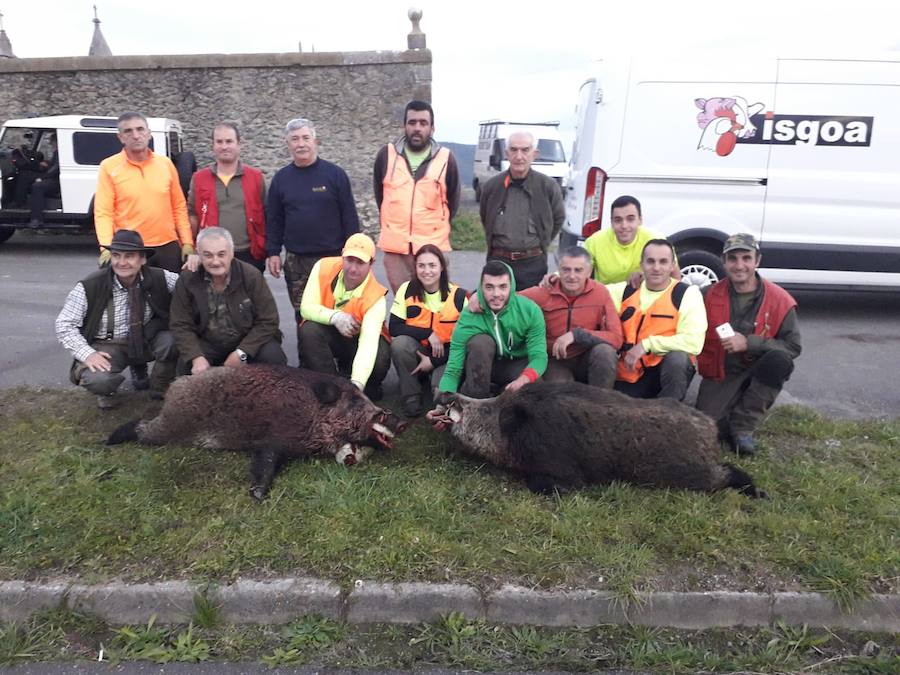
[695, 97, 765, 156]
[695, 96, 874, 156]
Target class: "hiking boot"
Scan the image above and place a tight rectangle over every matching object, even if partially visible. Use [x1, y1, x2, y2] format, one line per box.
[130, 364, 150, 391]
[733, 432, 757, 456]
[402, 394, 425, 418]
[97, 394, 119, 410]
[363, 384, 384, 402]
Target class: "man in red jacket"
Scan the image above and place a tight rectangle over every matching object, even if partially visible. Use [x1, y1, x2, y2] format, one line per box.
[187, 122, 267, 272]
[696, 233, 801, 456]
[519, 246, 623, 387]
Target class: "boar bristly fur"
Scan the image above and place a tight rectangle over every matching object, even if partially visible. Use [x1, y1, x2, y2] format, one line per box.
[107, 366, 403, 500]
[440, 381, 765, 498]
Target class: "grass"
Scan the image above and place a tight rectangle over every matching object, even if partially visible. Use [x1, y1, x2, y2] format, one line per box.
[0, 389, 898, 607]
[2, 609, 897, 671]
[449, 209, 486, 251]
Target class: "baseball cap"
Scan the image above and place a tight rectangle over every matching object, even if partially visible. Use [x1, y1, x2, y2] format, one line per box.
[341, 233, 376, 263]
[722, 233, 759, 254]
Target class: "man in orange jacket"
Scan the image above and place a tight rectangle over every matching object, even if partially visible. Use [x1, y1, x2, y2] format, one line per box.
[94, 112, 193, 273]
[374, 100, 460, 292]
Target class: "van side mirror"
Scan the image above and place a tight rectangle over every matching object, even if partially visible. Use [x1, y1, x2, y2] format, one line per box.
[489, 154, 501, 170]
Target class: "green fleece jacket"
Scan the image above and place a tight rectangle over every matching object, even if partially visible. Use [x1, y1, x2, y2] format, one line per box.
[439, 261, 547, 393]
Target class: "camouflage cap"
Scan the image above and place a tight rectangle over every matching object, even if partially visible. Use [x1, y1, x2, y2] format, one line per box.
[722, 233, 759, 254]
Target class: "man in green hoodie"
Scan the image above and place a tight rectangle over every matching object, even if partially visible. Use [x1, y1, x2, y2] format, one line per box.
[438, 260, 547, 398]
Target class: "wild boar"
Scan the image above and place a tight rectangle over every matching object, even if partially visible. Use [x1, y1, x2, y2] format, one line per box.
[107, 365, 404, 500]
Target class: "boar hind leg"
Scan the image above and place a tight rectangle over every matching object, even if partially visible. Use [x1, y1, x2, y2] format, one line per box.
[525, 473, 571, 496]
[249, 448, 286, 501]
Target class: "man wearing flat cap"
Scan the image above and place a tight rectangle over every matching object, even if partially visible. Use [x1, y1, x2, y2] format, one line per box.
[696, 233, 802, 455]
[55, 230, 179, 408]
[298, 232, 391, 400]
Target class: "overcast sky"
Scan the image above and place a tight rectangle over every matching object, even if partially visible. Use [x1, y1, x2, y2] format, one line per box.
[4, 1, 899, 146]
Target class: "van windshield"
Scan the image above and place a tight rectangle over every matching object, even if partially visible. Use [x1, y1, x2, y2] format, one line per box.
[535, 139, 566, 163]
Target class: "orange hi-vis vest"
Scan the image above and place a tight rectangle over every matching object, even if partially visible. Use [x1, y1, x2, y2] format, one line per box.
[316, 257, 390, 338]
[403, 283, 465, 345]
[617, 280, 690, 383]
[378, 143, 452, 254]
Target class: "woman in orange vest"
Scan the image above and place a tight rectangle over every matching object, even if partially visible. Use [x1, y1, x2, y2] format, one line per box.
[389, 244, 468, 417]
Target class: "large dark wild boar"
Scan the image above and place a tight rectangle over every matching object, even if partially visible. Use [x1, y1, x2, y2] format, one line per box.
[428, 381, 765, 498]
[107, 366, 405, 500]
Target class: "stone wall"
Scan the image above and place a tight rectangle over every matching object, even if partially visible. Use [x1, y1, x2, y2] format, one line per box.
[0, 51, 432, 230]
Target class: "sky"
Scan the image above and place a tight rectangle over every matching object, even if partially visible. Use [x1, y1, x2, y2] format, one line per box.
[3, 1, 899, 147]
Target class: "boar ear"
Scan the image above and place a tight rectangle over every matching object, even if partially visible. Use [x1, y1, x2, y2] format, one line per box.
[499, 402, 532, 436]
[312, 380, 342, 405]
[434, 391, 456, 406]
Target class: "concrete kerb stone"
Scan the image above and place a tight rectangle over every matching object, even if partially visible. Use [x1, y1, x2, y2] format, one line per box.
[627, 591, 772, 629]
[1, 579, 898, 632]
[214, 578, 342, 624]
[0, 581, 67, 622]
[67, 581, 196, 625]
[772, 593, 900, 632]
[486, 585, 627, 627]
[346, 581, 484, 624]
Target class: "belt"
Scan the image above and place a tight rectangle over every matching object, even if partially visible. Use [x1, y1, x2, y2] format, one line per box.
[489, 247, 544, 261]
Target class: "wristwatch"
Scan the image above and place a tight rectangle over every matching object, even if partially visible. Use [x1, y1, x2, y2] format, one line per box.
[235, 348, 248, 363]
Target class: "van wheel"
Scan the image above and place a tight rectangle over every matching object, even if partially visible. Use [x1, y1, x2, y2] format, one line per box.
[679, 249, 724, 288]
[474, 182, 481, 203]
[173, 151, 197, 199]
[0, 226, 15, 244]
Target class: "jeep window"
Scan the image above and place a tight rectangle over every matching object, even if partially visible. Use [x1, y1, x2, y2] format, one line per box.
[536, 139, 566, 163]
[73, 132, 122, 165]
[0, 127, 38, 152]
[167, 131, 181, 156]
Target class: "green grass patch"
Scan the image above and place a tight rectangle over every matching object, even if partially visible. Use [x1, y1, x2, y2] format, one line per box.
[2, 610, 897, 671]
[449, 209, 486, 251]
[1, 389, 898, 604]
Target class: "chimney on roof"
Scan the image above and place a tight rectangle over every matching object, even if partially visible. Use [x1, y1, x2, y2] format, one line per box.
[0, 11, 16, 58]
[89, 5, 112, 56]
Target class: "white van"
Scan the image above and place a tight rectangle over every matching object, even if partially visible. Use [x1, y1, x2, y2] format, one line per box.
[0, 115, 193, 245]
[472, 120, 567, 201]
[562, 55, 900, 289]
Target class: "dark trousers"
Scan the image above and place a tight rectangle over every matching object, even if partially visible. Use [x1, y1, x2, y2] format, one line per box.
[28, 179, 60, 221]
[146, 241, 183, 273]
[543, 343, 618, 388]
[283, 252, 326, 358]
[458, 333, 530, 399]
[615, 350, 695, 400]
[235, 249, 265, 272]
[298, 320, 390, 390]
[488, 253, 547, 290]
[696, 350, 794, 434]
[176, 338, 287, 375]
[71, 332, 177, 396]
[390, 334, 446, 400]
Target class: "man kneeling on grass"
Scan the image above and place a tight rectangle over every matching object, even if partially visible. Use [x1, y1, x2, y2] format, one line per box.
[437, 259, 547, 398]
[55, 230, 178, 409]
[170, 227, 287, 374]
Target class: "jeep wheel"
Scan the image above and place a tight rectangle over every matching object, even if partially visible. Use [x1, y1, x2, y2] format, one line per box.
[0, 226, 15, 244]
[679, 249, 724, 288]
[173, 151, 197, 199]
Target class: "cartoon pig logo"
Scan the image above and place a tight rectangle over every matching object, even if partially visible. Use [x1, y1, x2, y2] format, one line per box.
[695, 97, 766, 156]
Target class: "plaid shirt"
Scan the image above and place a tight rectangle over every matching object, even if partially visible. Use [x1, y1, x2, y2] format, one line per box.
[55, 269, 179, 363]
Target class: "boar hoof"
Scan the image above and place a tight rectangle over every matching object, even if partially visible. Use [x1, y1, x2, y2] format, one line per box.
[249, 485, 268, 501]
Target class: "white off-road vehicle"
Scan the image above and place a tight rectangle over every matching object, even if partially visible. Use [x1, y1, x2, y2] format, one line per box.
[0, 115, 195, 245]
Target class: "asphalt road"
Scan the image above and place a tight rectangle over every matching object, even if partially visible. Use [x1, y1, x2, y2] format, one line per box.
[2, 230, 899, 419]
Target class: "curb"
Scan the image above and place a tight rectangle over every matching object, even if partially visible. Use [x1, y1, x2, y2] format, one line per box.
[1, 579, 897, 633]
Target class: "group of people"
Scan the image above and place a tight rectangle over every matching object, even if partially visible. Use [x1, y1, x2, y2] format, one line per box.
[54, 102, 801, 456]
